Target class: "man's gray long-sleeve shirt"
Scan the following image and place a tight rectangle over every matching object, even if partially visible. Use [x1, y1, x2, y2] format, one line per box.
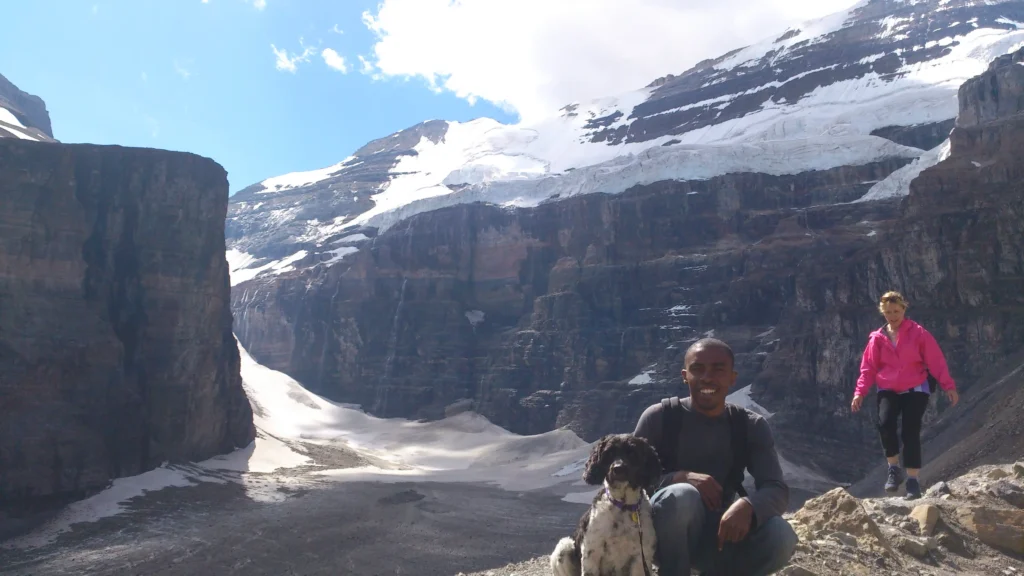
[633, 397, 790, 527]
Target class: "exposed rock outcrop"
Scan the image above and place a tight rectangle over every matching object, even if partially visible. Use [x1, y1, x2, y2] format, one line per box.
[0, 73, 54, 141]
[456, 463, 1024, 576]
[0, 140, 255, 529]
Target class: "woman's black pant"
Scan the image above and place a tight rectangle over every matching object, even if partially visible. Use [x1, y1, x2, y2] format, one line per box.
[877, 390, 930, 469]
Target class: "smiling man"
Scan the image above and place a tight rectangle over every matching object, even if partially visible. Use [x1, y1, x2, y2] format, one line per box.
[633, 338, 797, 576]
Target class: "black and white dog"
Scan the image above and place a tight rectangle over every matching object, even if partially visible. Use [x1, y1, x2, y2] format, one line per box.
[550, 433, 662, 576]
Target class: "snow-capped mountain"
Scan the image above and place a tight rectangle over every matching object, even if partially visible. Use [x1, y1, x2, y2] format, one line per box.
[227, 0, 1024, 482]
[0, 72, 54, 142]
[228, 0, 1024, 284]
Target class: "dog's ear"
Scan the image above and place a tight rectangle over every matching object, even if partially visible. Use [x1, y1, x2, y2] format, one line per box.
[640, 438, 663, 495]
[583, 435, 614, 485]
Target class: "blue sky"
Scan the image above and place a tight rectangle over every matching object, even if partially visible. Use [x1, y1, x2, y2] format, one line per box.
[1, 0, 857, 195]
[0, 0, 516, 194]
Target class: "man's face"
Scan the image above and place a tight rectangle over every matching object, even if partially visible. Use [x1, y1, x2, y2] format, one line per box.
[682, 344, 738, 415]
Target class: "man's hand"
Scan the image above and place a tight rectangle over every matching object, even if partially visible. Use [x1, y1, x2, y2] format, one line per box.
[717, 498, 754, 550]
[673, 471, 722, 510]
[946, 388, 960, 407]
[851, 394, 865, 413]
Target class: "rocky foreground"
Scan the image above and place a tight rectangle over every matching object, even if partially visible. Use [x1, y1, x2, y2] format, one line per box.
[457, 463, 1024, 576]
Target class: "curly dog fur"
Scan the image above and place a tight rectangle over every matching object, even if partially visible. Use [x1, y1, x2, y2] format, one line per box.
[550, 433, 662, 576]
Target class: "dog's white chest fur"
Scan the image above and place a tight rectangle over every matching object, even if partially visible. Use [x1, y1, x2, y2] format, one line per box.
[580, 496, 656, 576]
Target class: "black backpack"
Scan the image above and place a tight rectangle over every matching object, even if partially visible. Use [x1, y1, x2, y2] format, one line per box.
[658, 397, 749, 499]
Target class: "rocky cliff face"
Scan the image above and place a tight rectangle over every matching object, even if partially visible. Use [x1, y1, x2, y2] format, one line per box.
[0, 140, 255, 525]
[230, 1, 1024, 484]
[0, 73, 54, 142]
[763, 45, 1024, 478]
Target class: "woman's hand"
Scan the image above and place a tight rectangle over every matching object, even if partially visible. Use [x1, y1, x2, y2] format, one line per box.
[946, 389, 960, 407]
[851, 394, 865, 413]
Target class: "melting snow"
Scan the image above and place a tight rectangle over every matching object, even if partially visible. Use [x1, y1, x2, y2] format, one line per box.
[854, 138, 951, 202]
[321, 246, 358, 265]
[11, 341, 593, 547]
[257, 156, 357, 193]
[726, 384, 774, 418]
[227, 249, 308, 286]
[629, 371, 655, 386]
[0, 108, 41, 141]
[465, 310, 485, 326]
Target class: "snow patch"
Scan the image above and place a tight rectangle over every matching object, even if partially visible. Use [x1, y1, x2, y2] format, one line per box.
[629, 370, 655, 386]
[353, 136, 923, 233]
[338, 233, 369, 243]
[0, 108, 41, 141]
[726, 385, 774, 418]
[321, 246, 358, 265]
[227, 249, 308, 286]
[714, 2, 865, 71]
[464, 309, 485, 326]
[257, 156, 356, 193]
[854, 138, 951, 202]
[0, 108, 25, 129]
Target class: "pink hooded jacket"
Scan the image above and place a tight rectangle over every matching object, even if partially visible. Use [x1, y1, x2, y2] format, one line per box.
[854, 319, 956, 397]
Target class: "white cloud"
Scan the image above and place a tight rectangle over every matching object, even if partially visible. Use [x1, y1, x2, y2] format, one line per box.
[272, 41, 316, 73]
[173, 60, 192, 80]
[358, 55, 375, 74]
[250, 0, 267, 9]
[331, 24, 344, 34]
[361, 0, 863, 122]
[322, 48, 349, 73]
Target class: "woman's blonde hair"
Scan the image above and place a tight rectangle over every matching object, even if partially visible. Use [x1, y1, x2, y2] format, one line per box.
[878, 290, 908, 312]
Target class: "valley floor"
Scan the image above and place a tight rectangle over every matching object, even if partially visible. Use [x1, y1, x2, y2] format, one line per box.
[0, 477, 585, 576]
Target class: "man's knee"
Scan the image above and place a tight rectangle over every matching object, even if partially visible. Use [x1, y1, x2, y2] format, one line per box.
[650, 483, 704, 531]
[758, 516, 799, 565]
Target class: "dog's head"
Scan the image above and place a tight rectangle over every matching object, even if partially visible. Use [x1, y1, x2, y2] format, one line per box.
[582, 433, 662, 494]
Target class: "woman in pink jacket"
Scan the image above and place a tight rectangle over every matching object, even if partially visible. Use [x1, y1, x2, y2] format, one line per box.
[851, 291, 959, 500]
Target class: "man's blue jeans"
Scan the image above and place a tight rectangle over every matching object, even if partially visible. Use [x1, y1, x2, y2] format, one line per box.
[650, 483, 798, 576]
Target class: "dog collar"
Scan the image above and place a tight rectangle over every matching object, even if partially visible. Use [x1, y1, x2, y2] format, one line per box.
[604, 488, 642, 512]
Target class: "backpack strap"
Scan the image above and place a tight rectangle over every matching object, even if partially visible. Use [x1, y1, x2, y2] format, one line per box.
[913, 327, 939, 393]
[659, 397, 683, 474]
[724, 403, 749, 499]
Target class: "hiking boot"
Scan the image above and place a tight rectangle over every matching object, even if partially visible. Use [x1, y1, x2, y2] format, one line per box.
[885, 466, 904, 493]
[904, 478, 922, 500]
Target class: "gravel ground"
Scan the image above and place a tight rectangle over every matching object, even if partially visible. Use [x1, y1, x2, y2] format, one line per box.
[0, 479, 587, 576]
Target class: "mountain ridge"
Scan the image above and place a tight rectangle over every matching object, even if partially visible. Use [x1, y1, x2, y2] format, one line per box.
[227, 0, 1024, 486]
[226, 0, 1024, 283]
[0, 72, 54, 142]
